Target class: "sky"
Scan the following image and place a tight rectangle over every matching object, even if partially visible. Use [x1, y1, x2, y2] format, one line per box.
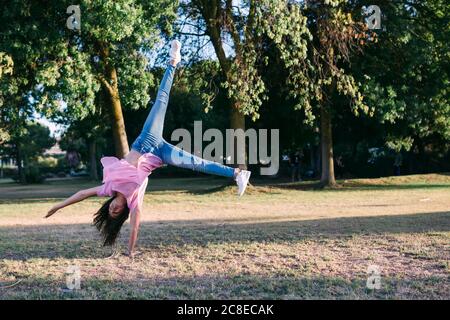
[35, 114, 66, 139]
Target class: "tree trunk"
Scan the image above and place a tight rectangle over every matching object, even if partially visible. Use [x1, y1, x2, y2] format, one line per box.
[99, 43, 129, 159]
[320, 106, 336, 187]
[107, 82, 129, 159]
[230, 103, 247, 170]
[88, 139, 99, 180]
[202, 7, 247, 169]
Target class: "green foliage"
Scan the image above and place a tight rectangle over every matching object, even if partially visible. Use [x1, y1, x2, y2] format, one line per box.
[2, 122, 55, 183]
[0, 52, 13, 78]
[23, 166, 45, 184]
[36, 155, 59, 168]
[183, 1, 372, 125]
[223, 45, 268, 121]
[0, 0, 177, 155]
[355, 0, 449, 152]
[16, 122, 55, 161]
[181, 1, 298, 121]
[0, 53, 14, 143]
[32, 0, 176, 120]
[260, 0, 372, 125]
[257, 0, 313, 120]
[125, 61, 230, 144]
[1, 0, 448, 181]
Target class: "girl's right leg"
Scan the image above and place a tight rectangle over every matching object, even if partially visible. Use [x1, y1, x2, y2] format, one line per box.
[159, 140, 251, 196]
[159, 140, 236, 178]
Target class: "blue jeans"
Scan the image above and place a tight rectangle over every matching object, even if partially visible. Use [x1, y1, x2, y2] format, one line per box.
[131, 65, 235, 178]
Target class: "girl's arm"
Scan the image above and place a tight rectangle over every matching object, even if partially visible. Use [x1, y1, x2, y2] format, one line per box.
[127, 207, 141, 257]
[45, 186, 101, 218]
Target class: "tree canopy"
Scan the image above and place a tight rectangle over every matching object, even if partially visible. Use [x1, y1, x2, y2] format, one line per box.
[0, 0, 448, 183]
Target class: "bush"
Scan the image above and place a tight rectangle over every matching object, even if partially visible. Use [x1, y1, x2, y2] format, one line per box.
[36, 155, 58, 168]
[24, 166, 45, 184]
[29, 156, 70, 177]
[0, 167, 17, 178]
[11, 166, 45, 184]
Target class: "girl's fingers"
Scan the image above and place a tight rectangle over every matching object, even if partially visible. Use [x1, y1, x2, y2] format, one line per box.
[45, 209, 56, 218]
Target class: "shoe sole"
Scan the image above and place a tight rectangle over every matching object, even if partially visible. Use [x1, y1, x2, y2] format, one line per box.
[238, 171, 251, 196]
[170, 40, 182, 63]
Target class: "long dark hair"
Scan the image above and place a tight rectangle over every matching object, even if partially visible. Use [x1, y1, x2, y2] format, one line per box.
[93, 197, 130, 246]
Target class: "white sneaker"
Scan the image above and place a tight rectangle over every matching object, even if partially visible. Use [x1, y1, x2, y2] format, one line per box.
[169, 40, 181, 65]
[236, 170, 251, 196]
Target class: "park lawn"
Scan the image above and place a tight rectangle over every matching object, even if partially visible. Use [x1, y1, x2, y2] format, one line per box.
[0, 174, 449, 299]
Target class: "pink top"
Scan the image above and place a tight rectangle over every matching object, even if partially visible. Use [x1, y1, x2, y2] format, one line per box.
[97, 153, 163, 213]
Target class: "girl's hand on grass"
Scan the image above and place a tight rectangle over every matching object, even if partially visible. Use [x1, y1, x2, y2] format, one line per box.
[45, 206, 59, 218]
[125, 250, 135, 259]
[124, 250, 141, 259]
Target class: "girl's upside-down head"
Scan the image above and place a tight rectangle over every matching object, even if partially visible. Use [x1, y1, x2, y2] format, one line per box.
[93, 196, 129, 246]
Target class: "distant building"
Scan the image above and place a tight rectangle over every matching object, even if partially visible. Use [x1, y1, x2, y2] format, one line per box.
[44, 142, 66, 157]
[0, 157, 16, 168]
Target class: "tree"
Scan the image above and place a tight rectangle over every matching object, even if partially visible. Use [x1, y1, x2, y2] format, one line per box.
[178, 1, 372, 182]
[0, 53, 13, 79]
[1, 3, 63, 183]
[259, 0, 373, 186]
[178, 0, 274, 169]
[0, 45, 37, 183]
[0, 52, 14, 144]
[3, 122, 55, 183]
[1, 1, 177, 159]
[354, 0, 449, 168]
[59, 115, 107, 181]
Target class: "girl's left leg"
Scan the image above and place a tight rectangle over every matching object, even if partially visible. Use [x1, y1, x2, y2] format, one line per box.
[159, 140, 236, 178]
[131, 64, 176, 155]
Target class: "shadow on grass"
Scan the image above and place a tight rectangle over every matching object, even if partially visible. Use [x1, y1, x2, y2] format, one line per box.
[337, 184, 450, 191]
[1, 174, 449, 203]
[0, 198, 77, 205]
[188, 183, 232, 195]
[1, 272, 446, 299]
[270, 181, 450, 192]
[0, 177, 233, 203]
[0, 211, 448, 261]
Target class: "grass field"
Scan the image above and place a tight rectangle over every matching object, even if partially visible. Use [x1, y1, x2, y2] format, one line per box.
[0, 174, 449, 299]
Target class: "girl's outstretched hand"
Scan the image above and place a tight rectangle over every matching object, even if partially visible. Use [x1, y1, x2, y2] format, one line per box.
[43, 187, 100, 219]
[45, 206, 60, 218]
